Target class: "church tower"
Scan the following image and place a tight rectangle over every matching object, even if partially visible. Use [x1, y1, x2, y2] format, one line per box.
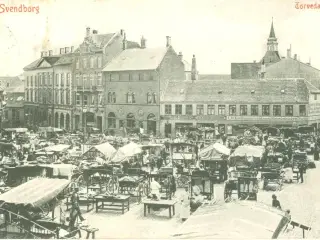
[260, 18, 281, 64]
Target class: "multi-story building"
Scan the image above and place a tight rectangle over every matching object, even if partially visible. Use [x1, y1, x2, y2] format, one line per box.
[102, 36, 185, 135]
[3, 86, 25, 128]
[73, 28, 139, 132]
[161, 78, 320, 137]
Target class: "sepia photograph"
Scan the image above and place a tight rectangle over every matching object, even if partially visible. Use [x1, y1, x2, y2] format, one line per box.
[0, 0, 319, 238]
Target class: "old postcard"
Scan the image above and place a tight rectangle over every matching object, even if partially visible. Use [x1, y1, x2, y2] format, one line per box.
[0, 0, 319, 239]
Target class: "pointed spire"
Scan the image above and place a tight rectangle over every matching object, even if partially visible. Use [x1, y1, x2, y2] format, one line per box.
[269, 18, 276, 38]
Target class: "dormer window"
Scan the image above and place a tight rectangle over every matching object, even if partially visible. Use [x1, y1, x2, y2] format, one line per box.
[281, 89, 285, 94]
[251, 90, 255, 94]
[218, 90, 222, 94]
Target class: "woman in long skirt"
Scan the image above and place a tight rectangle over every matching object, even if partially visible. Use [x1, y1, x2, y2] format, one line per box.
[180, 187, 190, 221]
[314, 143, 319, 161]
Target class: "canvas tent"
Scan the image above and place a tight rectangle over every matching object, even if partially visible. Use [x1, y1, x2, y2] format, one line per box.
[172, 201, 290, 239]
[232, 145, 264, 158]
[111, 142, 142, 163]
[82, 142, 116, 161]
[199, 143, 230, 160]
[41, 144, 70, 153]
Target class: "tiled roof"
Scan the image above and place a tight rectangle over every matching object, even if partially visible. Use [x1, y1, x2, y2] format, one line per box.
[0, 76, 20, 82]
[231, 63, 261, 79]
[199, 74, 231, 80]
[102, 47, 168, 71]
[23, 57, 60, 70]
[54, 54, 74, 66]
[304, 80, 320, 93]
[182, 59, 192, 72]
[261, 51, 281, 64]
[162, 79, 309, 103]
[5, 92, 24, 107]
[23, 59, 42, 70]
[5, 85, 24, 93]
[127, 41, 140, 49]
[91, 33, 115, 48]
[42, 56, 60, 65]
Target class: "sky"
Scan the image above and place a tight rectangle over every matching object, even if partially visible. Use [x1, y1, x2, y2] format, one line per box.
[0, 0, 320, 76]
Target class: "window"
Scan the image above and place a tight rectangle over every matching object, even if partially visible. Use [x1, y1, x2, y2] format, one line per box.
[229, 105, 236, 116]
[299, 105, 306, 116]
[83, 95, 88, 105]
[83, 58, 87, 68]
[139, 73, 144, 81]
[34, 90, 38, 103]
[76, 58, 80, 69]
[98, 94, 103, 105]
[207, 105, 215, 115]
[108, 112, 116, 128]
[49, 74, 53, 85]
[90, 57, 95, 68]
[76, 94, 81, 105]
[26, 91, 29, 101]
[60, 90, 64, 104]
[218, 105, 225, 115]
[251, 105, 258, 116]
[67, 73, 71, 86]
[83, 74, 87, 87]
[66, 91, 70, 105]
[127, 92, 135, 103]
[240, 105, 247, 116]
[90, 74, 94, 86]
[55, 90, 58, 104]
[61, 73, 64, 86]
[34, 76, 37, 86]
[44, 73, 47, 85]
[76, 74, 80, 86]
[186, 105, 193, 115]
[149, 73, 154, 80]
[97, 57, 102, 68]
[97, 73, 102, 86]
[132, 73, 139, 81]
[30, 76, 33, 86]
[91, 95, 95, 105]
[165, 105, 172, 115]
[26, 77, 29, 86]
[55, 74, 59, 86]
[315, 94, 317, 100]
[285, 105, 293, 116]
[273, 105, 281, 116]
[30, 90, 33, 102]
[108, 92, 112, 103]
[196, 105, 204, 115]
[175, 104, 182, 115]
[262, 105, 270, 116]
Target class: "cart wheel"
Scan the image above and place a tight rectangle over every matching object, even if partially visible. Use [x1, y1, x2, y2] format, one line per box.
[142, 182, 149, 196]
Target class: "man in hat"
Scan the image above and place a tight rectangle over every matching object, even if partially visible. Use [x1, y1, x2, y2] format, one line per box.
[69, 187, 85, 229]
[272, 194, 282, 210]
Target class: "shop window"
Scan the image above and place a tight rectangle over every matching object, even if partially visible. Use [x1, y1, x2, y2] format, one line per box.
[218, 105, 225, 115]
[175, 104, 182, 115]
[207, 105, 215, 115]
[76, 94, 81, 105]
[83, 95, 88, 105]
[196, 105, 204, 115]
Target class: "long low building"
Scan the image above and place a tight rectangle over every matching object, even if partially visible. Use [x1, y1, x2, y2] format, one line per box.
[160, 78, 320, 137]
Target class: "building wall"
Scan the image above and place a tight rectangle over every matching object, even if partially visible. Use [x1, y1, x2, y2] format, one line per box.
[160, 102, 312, 137]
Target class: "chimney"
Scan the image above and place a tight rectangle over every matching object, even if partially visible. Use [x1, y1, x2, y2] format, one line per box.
[253, 60, 256, 63]
[122, 33, 127, 50]
[49, 50, 53, 56]
[140, 36, 146, 49]
[294, 54, 297, 60]
[41, 51, 44, 57]
[166, 36, 171, 47]
[178, 52, 183, 61]
[86, 27, 90, 38]
[60, 48, 65, 55]
[191, 54, 198, 81]
[260, 59, 266, 79]
[120, 29, 125, 36]
[287, 45, 292, 58]
[65, 47, 70, 54]
[70, 46, 74, 53]
[92, 30, 98, 34]
[43, 51, 48, 57]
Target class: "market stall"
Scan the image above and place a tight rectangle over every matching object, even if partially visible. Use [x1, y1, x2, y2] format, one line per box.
[111, 142, 142, 164]
[229, 145, 265, 168]
[82, 142, 116, 162]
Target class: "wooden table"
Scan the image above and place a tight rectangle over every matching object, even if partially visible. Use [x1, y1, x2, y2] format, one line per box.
[142, 199, 177, 218]
[94, 195, 130, 214]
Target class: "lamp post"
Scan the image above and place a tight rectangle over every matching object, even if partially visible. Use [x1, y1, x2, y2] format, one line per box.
[83, 108, 87, 143]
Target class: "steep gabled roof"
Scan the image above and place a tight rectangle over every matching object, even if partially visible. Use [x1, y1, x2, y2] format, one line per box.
[102, 47, 169, 71]
[269, 21, 276, 38]
[54, 54, 74, 66]
[260, 51, 281, 64]
[163, 79, 309, 103]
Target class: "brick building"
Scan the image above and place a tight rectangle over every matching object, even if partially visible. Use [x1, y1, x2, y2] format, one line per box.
[102, 36, 185, 135]
[73, 28, 140, 132]
[161, 78, 320, 137]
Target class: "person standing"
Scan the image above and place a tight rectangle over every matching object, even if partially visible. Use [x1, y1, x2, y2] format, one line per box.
[150, 178, 161, 200]
[180, 187, 190, 222]
[69, 187, 85, 229]
[298, 163, 305, 183]
[314, 143, 319, 161]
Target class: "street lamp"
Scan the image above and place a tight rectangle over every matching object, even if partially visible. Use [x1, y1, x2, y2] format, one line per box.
[83, 108, 87, 143]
